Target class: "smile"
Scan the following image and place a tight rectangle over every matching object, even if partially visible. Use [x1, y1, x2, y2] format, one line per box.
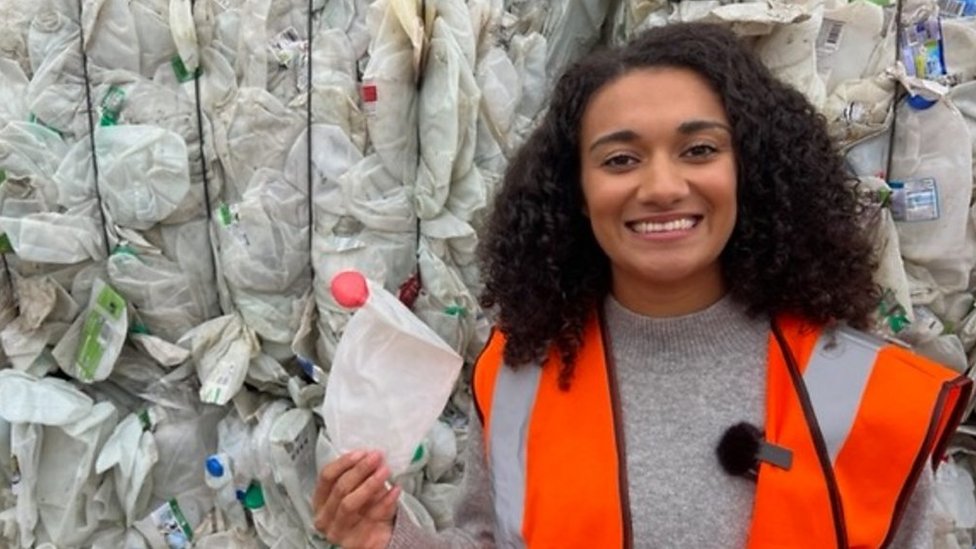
[628, 216, 701, 234]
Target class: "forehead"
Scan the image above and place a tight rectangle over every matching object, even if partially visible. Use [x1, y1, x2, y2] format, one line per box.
[580, 67, 729, 136]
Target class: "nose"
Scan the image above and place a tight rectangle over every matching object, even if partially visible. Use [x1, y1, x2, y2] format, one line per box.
[635, 155, 690, 206]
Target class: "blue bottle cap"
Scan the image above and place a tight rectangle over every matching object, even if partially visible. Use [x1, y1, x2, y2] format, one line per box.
[906, 94, 937, 110]
[205, 456, 224, 477]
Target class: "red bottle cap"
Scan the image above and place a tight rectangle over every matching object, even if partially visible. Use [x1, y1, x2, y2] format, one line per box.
[331, 271, 369, 308]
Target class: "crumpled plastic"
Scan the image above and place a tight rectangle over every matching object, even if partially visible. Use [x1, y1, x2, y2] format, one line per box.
[179, 314, 260, 405]
[361, 0, 420, 186]
[309, 28, 367, 152]
[752, 4, 825, 108]
[889, 87, 976, 300]
[83, 0, 141, 73]
[95, 409, 159, 525]
[0, 59, 28, 129]
[679, 1, 810, 37]
[213, 87, 305, 203]
[818, 1, 890, 93]
[107, 245, 216, 343]
[943, 17, 976, 84]
[215, 169, 310, 344]
[415, 7, 482, 220]
[541, 0, 612, 82]
[605, 0, 669, 46]
[0, 275, 79, 373]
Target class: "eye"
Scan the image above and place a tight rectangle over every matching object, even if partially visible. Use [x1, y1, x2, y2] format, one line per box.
[682, 143, 719, 159]
[601, 154, 639, 169]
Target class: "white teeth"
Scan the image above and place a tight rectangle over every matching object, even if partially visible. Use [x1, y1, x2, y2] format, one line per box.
[633, 218, 697, 234]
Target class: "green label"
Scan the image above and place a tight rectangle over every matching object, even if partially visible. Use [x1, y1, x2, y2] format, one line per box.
[99, 86, 126, 127]
[137, 409, 153, 431]
[111, 244, 138, 257]
[168, 499, 193, 541]
[171, 55, 202, 83]
[218, 203, 233, 226]
[76, 284, 126, 381]
[97, 286, 126, 320]
[77, 315, 107, 381]
[0, 169, 6, 184]
[0, 234, 12, 254]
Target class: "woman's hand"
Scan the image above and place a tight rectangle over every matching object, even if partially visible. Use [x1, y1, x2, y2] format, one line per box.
[313, 450, 402, 549]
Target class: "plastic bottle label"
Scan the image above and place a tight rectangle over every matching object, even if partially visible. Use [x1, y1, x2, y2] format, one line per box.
[148, 499, 194, 546]
[889, 178, 940, 223]
[75, 282, 127, 382]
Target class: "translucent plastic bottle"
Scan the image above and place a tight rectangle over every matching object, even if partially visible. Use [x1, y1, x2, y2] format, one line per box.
[204, 453, 248, 530]
[322, 270, 463, 475]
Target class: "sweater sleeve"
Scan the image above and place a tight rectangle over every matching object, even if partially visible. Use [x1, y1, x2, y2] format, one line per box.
[387, 411, 496, 548]
[888, 464, 935, 549]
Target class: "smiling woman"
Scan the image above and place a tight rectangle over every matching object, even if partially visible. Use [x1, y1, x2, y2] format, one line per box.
[312, 22, 972, 549]
[579, 67, 738, 317]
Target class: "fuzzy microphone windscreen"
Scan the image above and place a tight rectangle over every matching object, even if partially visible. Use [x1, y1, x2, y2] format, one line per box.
[716, 422, 762, 477]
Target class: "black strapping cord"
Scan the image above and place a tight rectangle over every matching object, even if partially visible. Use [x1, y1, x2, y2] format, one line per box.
[192, 68, 227, 317]
[2, 255, 18, 316]
[190, 0, 227, 317]
[77, 0, 112, 258]
[306, 0, 314, 259]
[884, 0, 905, 182]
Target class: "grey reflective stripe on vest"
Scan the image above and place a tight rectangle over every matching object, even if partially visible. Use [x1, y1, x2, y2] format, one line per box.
[803, 327, 883, 464]
[487, 363, 542, 549]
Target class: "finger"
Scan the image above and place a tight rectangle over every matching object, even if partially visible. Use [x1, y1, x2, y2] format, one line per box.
[322, 451, 385, 524]
[339, 463, 392, 519]
[328, 467, 397, 539]
[366, 483, 402, 522]
[313, 450, 365, 512]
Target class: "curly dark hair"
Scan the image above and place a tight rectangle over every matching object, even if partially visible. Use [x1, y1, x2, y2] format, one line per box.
[478, 22, 879, 385]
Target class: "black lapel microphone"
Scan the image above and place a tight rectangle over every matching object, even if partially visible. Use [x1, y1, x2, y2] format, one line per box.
[716, 422, 793, 481]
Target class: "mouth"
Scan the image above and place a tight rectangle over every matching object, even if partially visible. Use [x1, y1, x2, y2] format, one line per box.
[627, 215, 702, 235]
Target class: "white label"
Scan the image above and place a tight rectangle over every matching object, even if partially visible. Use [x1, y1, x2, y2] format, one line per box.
[939, 0, 966, 17]
[268, 27, 308, 68]
[818, 18, 845, 50]
[816, 18, 845, 79]
[890, 178, 940, 222]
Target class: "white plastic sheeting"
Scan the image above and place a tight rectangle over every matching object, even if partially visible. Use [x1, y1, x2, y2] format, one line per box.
[0, 0, 975, 546]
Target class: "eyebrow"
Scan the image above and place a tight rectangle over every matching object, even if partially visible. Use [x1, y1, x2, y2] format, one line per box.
[587, 119, 733, 152]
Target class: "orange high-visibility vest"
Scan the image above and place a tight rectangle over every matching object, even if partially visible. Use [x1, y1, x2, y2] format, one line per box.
[472, 313, 972, 549]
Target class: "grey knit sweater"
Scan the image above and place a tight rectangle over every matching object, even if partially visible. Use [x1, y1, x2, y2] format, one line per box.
[389, 294, 933, 548]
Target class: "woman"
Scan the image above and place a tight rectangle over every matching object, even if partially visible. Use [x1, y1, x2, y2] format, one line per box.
[313, 23, 971, 548]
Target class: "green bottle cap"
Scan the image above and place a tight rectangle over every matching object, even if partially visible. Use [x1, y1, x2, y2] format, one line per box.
[242, 481, 266, 509]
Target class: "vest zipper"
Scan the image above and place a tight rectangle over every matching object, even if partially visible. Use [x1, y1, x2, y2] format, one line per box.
[599, 311, 634, 549]
[771, 321, 849, 549]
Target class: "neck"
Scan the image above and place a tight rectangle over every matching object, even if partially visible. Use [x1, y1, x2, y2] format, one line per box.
[610, 271, 727, 317]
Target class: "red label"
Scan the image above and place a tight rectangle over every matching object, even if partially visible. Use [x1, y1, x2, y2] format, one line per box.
[361, 84, 378, 103]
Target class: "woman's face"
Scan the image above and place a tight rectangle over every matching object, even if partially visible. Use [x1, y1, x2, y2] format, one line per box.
[579, 67, 738, 314]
